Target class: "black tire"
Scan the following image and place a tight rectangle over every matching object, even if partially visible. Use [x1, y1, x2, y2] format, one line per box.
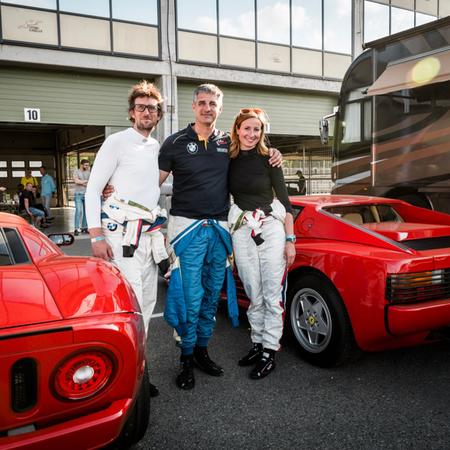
[109, 360, 151, 449]
[286, 273, 360, 367]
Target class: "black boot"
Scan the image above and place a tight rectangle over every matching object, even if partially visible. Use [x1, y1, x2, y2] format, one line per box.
[176, 354, 195, 390]
[238, 343, 263, 366]
[249, 349, 276, 380]
[193, 346, 224, 376]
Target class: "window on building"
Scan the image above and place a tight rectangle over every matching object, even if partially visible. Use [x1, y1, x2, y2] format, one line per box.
[364, 1, 390, 42]
[219, 0, 254, 39]
[0, 162, 6, 168]
[11, 161, 25, 168]
[2, 0, 56, 9]
[29, 161, 42, 167]
[416, 12, 436, 26]
[391, 0, 414, 9]
[440, 1, 450, 17]
[0, 171, 7, 178]
[59, 0, 110, 18]
[416, 0, 437, 16]
[112, 0, 158, 25]
[177, 0, 216, 33]
[391, 6, 414, 34]
[292, 0, 322, 50]
[324, 0, 351, 54]
[257, 0, 290, 45]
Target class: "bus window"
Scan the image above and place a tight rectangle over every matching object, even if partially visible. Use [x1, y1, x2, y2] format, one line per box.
[342, 103, 361, 143]
[363, 100, 372, 141]
[375, 81, 450, 138]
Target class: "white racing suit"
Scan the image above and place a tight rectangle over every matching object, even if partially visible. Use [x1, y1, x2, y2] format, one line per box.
[101, 196, 168, 334]
[229, 199, 287, 351]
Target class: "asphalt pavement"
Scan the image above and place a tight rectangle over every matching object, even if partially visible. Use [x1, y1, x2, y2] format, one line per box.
[63, 237, 450, 450]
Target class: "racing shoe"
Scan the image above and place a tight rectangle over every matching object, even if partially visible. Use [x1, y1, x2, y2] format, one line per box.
[193, 346, 224, 376]
[249, 349, 276, 380]
[238, 342, 263, 366]
[176, 354, 195, 390]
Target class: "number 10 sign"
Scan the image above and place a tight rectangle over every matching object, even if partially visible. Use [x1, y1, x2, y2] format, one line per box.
[24, 108, 41, 122]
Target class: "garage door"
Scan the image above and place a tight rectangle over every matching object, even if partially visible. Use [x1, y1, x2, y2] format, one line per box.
[0, 67, 145, 127]
[177, 82, 337, 136]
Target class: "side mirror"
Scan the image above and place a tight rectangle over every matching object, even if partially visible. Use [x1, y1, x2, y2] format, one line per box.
[48, 233, 74, 246]
[319, 118, 329, 145]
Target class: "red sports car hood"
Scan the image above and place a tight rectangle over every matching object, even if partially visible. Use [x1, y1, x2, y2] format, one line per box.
[0, 264, 62, 329]
[363, 222, 450, 242]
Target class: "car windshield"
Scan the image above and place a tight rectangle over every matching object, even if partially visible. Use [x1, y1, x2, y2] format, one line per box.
[323, 204, 404, 225]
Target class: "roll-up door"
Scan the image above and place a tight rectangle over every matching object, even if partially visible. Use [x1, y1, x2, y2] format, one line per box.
[0, 67, 145, 127]
[177, 83, 337, 136]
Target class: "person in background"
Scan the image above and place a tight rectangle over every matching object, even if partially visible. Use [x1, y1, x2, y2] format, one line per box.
[19, 182, 47, 229]
[13, 184, 23, 204]
[39, 166, 56, 219]
[85, 80, 166, 398]
[21, 169, 38, 189]
[73, 159, 90, 235]
[228, 107, 296, 380]
[30, 185, 52, 223]
[297, 169, 306, 195]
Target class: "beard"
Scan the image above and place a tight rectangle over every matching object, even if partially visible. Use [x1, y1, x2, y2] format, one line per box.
[135, 118, 155, 132]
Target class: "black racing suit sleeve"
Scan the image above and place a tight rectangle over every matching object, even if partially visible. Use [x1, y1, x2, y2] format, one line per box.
[269, 165, 293, 214]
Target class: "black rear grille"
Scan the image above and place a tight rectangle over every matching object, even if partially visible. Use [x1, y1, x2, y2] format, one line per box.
[404, 236, 450, 251]
[11, 358, 37, 412]
[386, 269, 450, 304]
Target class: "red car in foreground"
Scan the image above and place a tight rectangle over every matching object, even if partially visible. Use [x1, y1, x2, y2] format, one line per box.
[0, 214, 149, 449]
[234, 195, 450, 367]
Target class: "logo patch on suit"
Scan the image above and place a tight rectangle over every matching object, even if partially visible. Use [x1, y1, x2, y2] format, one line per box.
[186, 142, 198, 154]
[107, 222, 118, 231]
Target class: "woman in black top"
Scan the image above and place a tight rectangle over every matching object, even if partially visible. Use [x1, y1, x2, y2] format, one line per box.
[228, 108, 295, 379]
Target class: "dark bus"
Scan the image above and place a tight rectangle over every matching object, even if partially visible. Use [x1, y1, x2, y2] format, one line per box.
[320, 16, 450, 213]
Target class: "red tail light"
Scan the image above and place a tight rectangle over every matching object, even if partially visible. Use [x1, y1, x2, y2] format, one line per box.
[53, 351, 114, 401]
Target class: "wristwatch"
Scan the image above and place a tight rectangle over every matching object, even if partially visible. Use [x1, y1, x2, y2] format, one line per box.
[285, 234, 296, 243]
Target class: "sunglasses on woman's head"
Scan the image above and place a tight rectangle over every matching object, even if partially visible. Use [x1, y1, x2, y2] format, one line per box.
[239, 107, 264, 115]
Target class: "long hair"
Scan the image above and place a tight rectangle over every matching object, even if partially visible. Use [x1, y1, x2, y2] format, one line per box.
[229, 108, 269, 159]
[128, 80, 164, 123]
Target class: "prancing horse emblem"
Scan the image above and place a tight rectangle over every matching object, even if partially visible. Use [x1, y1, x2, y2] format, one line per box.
[186, 142, 198, 154]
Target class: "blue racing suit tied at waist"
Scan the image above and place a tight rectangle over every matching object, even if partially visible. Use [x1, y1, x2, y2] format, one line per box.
[164, 218, 239, 336]
[101, 195, 168, 260]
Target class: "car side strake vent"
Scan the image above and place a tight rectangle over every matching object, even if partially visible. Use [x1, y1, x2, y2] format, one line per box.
[386, 269, 450, 304]
[11, 358, 37, 412]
